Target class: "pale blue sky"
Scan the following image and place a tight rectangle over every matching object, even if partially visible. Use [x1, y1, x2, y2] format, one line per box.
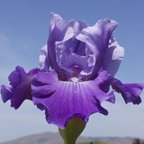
[0, 0, 144, 142]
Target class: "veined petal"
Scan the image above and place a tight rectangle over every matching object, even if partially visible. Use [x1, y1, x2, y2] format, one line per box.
[32, 71, 58, 85]
[0, 66, 39, 109]
[32, 71, 114, 128]
[32, 71, 58, 98]
[111, 78, 144, 104]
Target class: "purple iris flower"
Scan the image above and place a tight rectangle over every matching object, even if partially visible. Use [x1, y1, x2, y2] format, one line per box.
[1, 13, 143, 129]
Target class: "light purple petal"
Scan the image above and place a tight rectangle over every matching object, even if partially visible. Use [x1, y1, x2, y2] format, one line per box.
[32, 71, 58, 85]
[1, 66, 39, 109]
[49, 13, 67, 33]
[8, 66, 26, 87]
[111, 78, 144, 104]
[48, 13, 71, 80]
[102, 37, 124, 76]
[32, 71, 114, 128]
[48, 13, 88, 80]
[77, 19, 118, 80]
[1, 85, 12, 103]
[56, 21, 87, 43]
[48, 14, 122, 80]
[32, 72, 58, 98]
[55, 21, 87, 56]
[59, 53, 91, 78]
[39, 45, 50, 70]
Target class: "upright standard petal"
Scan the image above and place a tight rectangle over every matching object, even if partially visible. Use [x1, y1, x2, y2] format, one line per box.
[102, 37, 125, 76]
[1, 66, 39, 109]
[48, 13, 70, 80]
[111, 78, 144, 104]
[77, 19, 118, 80]
[48, 13, 88, 80]
[32, 71, 114, 128]
[39, 45, 49, 70]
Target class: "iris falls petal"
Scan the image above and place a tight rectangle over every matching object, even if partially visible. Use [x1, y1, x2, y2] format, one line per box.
[111, 78, 144, 104]
[1, 66, 39, 109]
[32, 71, 114, 128]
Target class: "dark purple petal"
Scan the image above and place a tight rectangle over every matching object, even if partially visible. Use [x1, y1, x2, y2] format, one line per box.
[10, 84, 31, 109]
[32, 71, 114, 128]
[77, 19, 118, 80]
[106, 91, 115, 103]
[94, 71, 112, 92]
[28, 68, 40, 76]
[1, 85, 12, 102]
[111, 78, 144, 104]
[8, 66, 26, 87]
[32, 71, 58, 85]
[1, 66, 39, 109]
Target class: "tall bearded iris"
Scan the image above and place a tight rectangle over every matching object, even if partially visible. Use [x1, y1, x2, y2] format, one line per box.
[1, 13, 143, 144]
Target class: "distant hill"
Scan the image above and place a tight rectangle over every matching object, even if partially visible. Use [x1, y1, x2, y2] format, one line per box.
[0, 132, 138, 144]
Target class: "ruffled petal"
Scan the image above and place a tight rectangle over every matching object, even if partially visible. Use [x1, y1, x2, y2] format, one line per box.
[8, 66, 26, 87]
[59, 53, 92, 77]
[48, 14, 123, 80]
[102, 37, 125, 76]
[1, 85, 12, 103]
[49, 13, 67, 34]
[0, 66, 39, 109]
[77, 19, 118, 80]
[111, 78, 144, 104]
[55, 21, 87, 55]
[32, 72, 58, 98]
[32, 71, 58, 85]
[48, 13, 88, 80]
[48, 13, 70, 80]
[32, 71, 114, 128]
[39, 45, 50, 70]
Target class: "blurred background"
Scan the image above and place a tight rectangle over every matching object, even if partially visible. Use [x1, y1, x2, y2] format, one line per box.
[0, 0, 144, 143]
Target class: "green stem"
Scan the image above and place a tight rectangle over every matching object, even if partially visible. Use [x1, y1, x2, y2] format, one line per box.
[63, 139, 76, 144]
[59, 118, 86, 144]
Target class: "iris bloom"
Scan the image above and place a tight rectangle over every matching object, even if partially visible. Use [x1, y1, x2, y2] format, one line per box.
[1, 13, 143, 129]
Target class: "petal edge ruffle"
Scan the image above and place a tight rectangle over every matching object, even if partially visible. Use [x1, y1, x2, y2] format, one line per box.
[111, 78, 144, 104]
[1, 66, 39, 109]
[32, 71, 114, 128]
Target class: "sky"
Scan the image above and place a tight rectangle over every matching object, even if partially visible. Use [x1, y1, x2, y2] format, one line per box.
[0, 0, 144, 142]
